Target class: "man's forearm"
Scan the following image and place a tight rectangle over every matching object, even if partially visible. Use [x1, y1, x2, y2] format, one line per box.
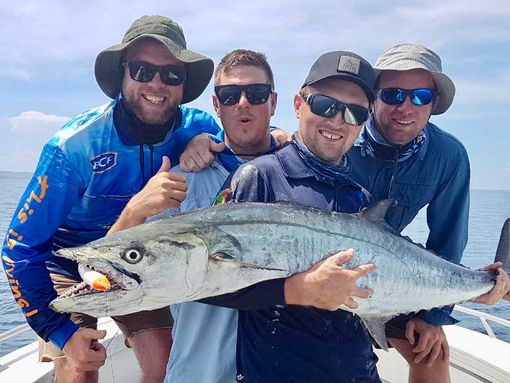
[199, 278, 286, 310]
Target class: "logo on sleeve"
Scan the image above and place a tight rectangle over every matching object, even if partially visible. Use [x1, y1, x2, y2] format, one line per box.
[90, 152, 118, 173]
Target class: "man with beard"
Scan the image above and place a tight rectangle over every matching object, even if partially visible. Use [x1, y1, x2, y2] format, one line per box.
[347, 43, 510, 383]
[212, 50, 381, 383]
[1, 15, 220, 383]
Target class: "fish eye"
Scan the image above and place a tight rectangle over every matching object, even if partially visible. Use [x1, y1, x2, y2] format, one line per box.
[121, 245, 144, 264]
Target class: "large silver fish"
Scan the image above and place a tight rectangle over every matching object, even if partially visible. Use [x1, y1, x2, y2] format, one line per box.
[50, 201, 510, 350]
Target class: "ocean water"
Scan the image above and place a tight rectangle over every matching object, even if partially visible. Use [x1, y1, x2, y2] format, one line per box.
[0, 171, 509, 357]
[0, 171, 39, 355]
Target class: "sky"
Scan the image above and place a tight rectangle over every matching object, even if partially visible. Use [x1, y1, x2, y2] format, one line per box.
[0, 0, 509, 190]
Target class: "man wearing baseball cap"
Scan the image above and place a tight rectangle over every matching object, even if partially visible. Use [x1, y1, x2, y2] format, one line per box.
[2, 15, 221, 383]
[205, 50, 381, 382]
[347, 43, 510, 382]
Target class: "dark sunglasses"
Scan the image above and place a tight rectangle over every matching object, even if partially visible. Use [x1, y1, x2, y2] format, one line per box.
[122, 61, 186, 86]
[301, 93, 370, 126]
[214, 84, 273, 106]
[377, 88, 436, 106]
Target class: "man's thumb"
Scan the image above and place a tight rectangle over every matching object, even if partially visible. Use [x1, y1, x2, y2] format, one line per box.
[158, 156, 171, 173]
[211, 141, 226, 153]
[94, 329, 107, 340]
[82, 328, 107, 340]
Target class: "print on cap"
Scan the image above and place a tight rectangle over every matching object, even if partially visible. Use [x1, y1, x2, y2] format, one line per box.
[338, 56, 360, 75]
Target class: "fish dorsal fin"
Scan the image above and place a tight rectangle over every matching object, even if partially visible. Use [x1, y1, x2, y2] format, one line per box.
[360, 316, 394, 351]
[495, 218, 510, 272]
[362, 199, 395, 225]
[400, 235, 427, 249]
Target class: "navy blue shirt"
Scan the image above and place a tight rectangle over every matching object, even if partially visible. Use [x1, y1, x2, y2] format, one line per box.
[348, 121, 469, 265]
[222, 142, 380, 383]
[347, 121, 470, 326]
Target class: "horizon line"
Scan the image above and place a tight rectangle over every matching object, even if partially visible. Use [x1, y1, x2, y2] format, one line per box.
[0, 170, 508, 193]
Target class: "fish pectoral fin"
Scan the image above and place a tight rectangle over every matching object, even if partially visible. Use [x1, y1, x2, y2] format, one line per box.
[360, 316, 394, 352]
[210, 252, 286, 271]
[361, 199, 394, 221]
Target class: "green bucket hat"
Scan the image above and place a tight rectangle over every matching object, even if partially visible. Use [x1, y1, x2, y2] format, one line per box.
[94, 15, 213, 104]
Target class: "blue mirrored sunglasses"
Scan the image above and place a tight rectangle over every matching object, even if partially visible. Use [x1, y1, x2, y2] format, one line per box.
[377, 88, 436, 106]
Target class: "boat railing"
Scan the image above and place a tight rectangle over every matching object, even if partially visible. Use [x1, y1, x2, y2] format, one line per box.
[453, 305, 510, 339]
[0, 323, 31, 345]
[2, 305, 510, 351]
[0, 324, 30, 342]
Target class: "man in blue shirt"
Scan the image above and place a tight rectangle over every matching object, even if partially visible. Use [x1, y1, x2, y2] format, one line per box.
[347, 43, 510, 383]
[1, 15, 221, 383]
[166, 49, 280, 383]
[221, 50, 381, 382]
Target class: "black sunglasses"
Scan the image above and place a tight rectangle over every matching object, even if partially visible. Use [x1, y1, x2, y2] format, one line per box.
[377, 88, 436, 106]
[122, 61, 186, 86]
[214, 84, 273, 106]
[301, 93, 370, 126]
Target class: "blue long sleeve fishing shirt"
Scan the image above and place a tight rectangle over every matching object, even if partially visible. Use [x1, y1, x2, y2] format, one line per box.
[1, 98, 220, 350]
[347, 119, 470, 325]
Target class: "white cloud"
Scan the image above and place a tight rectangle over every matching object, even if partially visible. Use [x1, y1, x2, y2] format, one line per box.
[454, 76, 510, 106]
[8, 111, 70, 138]
[0, 111, 70, 172]
[1, 1, 509, 82]
[0, 0, 509, 188]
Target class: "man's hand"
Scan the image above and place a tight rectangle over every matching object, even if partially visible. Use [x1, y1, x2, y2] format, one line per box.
[473, 262, 510, 304]
[284, 249, 375, 311]
[109, 156, 187, 233]
[62, 328, 107, 371]
[179, 133, 225, 172]
[405, 318, 449, 367]
[270, 128, 292, 148]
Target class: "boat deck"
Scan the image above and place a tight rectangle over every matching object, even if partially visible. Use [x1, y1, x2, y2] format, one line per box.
[0, 318, 140, 382]
[1, 306, 509, 382]
[376, 325, 510, 383]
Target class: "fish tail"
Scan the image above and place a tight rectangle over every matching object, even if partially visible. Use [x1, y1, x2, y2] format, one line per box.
[495, 218, 510, 272]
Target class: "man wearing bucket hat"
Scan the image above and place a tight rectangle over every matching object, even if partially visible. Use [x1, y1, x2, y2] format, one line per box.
[1, 15, 221, 383]
[197, 50, 381, 382]
[347, 43, 510, 382]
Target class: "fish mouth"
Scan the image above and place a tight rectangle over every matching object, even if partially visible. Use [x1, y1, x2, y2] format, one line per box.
[51, 247, 141, 310]
[57, 262, 140, 300]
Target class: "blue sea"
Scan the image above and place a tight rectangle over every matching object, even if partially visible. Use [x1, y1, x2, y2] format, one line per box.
[0, 170, 509, 357]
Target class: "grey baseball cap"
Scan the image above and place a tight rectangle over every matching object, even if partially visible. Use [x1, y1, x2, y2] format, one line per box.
[95, 15, 213, 104]
[302, 51, 376, 103]
[374, 43, 455, 115]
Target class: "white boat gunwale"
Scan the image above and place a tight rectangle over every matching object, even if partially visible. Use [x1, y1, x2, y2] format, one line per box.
[1, 305, 509, 383]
